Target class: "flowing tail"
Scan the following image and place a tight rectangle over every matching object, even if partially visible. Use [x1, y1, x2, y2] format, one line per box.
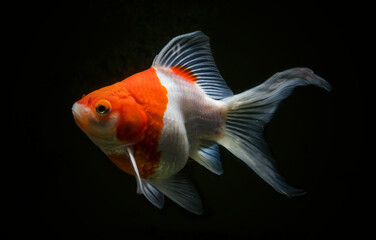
[218, 68, 331, 197]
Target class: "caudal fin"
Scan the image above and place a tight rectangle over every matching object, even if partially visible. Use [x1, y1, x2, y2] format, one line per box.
[218, 68, 331, 197]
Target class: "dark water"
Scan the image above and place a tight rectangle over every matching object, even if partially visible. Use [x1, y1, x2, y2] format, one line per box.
[9, 1, 362, 239]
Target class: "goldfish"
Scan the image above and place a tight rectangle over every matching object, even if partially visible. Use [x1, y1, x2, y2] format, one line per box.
[72, 31, 331, 215]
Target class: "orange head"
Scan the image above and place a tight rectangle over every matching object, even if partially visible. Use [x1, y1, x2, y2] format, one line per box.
[72, 82, 147, 151]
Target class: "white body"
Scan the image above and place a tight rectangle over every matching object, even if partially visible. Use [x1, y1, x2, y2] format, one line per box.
[154, 67, 225, 179]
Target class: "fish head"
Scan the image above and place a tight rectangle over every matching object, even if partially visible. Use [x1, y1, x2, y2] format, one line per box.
[72, 83, 147, 150]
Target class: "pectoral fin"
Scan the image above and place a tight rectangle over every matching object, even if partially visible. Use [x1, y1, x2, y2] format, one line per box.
[127, 147, 165, 209]
[127, 147, 202, 214]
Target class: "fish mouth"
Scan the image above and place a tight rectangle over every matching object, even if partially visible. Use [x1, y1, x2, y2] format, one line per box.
[72, 102, 90, 131]
[72, 102, 81, 118]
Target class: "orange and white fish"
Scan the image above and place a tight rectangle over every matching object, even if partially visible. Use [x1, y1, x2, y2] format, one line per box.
[72, 31, 331, 214]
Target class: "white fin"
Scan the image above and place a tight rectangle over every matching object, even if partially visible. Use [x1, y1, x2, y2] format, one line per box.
[127, 147, 165, 209]
[153, 31, 233, 100]
[218, 68, 331, 197]
[190, 142, 223, 175]
[149, 173, 203, 215]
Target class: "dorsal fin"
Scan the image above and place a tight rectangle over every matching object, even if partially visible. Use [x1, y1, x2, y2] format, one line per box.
[153, 31, 233, 100]
[170, 65, 197, 83]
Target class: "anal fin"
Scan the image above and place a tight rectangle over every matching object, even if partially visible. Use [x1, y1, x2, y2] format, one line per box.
[190, 142, 223, 175]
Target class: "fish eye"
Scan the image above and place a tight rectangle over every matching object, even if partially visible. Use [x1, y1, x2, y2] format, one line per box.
[95, 100, 111, 116]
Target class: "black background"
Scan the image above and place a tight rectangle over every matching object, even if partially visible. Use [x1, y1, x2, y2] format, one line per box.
[8, 0, 363, 239]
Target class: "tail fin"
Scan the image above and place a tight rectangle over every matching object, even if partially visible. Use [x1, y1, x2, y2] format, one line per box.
[218, 68, 331, 197]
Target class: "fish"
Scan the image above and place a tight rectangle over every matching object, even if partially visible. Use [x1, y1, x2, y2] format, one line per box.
[72, 31, 331, 215]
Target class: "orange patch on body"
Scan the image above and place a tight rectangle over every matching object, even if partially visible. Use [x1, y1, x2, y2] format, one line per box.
[108, 67, 168, 178]
[171, 65, 197, 83]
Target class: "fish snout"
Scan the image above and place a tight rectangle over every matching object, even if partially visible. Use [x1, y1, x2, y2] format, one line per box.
[72, 102, 90, 130]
